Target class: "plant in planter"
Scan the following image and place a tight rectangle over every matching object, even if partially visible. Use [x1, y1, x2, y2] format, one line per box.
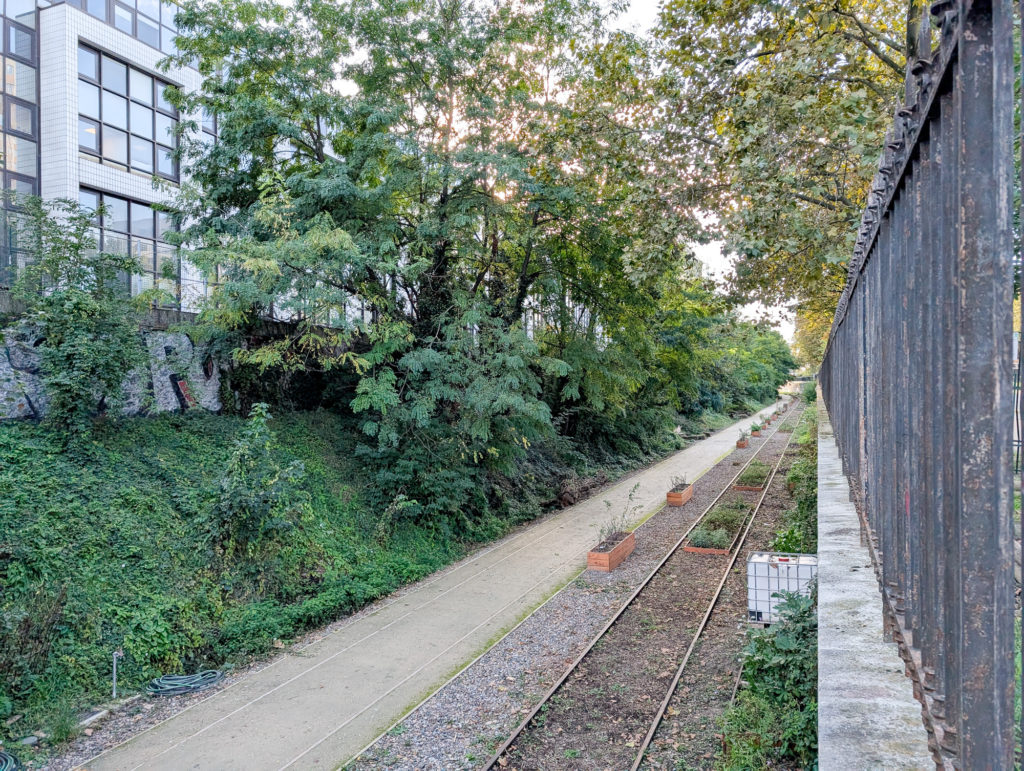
[686, 500, 750, 555]
[750, 422, 762, 437]
[735, 460, 771, 491]
[588, 484, 639, 572]
[736, 429, 750, 449]
[666, 474, 693, 507]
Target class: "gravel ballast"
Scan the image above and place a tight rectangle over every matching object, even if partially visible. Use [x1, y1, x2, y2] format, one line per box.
[348, 412, 799, 770]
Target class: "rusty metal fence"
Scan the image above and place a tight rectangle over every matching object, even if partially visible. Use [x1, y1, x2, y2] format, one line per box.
[818, 0, 1016, 767]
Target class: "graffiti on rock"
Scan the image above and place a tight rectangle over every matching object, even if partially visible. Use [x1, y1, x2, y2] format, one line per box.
[0, 327, 221, 420]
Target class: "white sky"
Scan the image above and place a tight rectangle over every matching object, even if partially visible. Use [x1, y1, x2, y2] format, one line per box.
[607, 0, 797, 342]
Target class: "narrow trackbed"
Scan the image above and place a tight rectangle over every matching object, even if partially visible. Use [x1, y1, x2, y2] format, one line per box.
[485, 403, 804, 770]
[637, 434, 804, 769]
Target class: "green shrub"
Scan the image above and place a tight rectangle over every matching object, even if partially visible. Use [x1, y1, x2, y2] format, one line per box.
[688, 525, 732, 550]
[801, 380, 817, 403]
[736, 460, 770, 487]
[690, 500, 749, 549]
[704, 500, 749, 531]
[718, 590, 818, 768]
[772, 405, 818, 553]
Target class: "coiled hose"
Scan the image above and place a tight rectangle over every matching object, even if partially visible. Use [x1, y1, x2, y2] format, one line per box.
[0, 751, 21, 771]
[145, 670, 224, 697]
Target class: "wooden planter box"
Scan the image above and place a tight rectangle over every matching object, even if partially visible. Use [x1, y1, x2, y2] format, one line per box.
[751, 430, 762, 437]
[733, 484, 765, 492]
[587, 531, 636, 572]
[666, 484, 693, 507]
[736, 439, 748, 448]
[683, 543, 730, 556]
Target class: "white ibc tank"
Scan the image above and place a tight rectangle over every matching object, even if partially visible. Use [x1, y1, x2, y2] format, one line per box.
[747, 551, 817, 623]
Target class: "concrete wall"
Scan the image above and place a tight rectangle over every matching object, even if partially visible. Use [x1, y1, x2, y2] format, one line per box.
[817, 395, 933, 769]
[0, 323, 220, 419]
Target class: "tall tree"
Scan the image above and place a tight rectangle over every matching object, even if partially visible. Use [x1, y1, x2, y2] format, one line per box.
[657, 0, 907, 362]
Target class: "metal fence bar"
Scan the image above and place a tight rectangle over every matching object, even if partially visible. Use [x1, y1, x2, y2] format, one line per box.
[819, 1, 1015, 766]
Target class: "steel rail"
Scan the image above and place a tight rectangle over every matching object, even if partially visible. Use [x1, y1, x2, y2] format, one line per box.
[628, 411, 802, 771]
[482, 399, 803, 770]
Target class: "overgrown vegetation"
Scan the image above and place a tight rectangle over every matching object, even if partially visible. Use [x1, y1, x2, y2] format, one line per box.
[736, 460, 771, 488]
[0, 0, 801, 750]
[718, 590, 818, 769]
[689, 499, 749, 550]
[772, 407, 819, 554]
[5, 198, 147, 439]
[160, 0, 795, 534]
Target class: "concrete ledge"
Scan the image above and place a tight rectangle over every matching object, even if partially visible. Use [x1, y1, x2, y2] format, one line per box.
[817, 398, 933, 769]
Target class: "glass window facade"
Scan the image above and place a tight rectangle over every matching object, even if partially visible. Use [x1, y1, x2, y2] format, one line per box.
[77, 44, 178, 181]
[0, 0, 36, 288]
[79, 188, 185, 305]
[67, 0, 178, 55]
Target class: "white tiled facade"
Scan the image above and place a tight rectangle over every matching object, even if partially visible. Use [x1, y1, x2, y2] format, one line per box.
[3, 0, 206, 309]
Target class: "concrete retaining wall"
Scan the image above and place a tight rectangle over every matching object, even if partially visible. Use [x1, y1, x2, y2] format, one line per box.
[817, 396, 933, 769]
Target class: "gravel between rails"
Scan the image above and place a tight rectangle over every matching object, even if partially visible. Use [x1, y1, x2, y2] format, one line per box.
[350, 410, 800, 771]
[494, 416, 801, 771]
[639, 444, 801, 770]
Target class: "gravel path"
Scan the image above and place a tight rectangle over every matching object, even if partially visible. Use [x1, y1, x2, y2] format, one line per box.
[348, 414, 796, 770]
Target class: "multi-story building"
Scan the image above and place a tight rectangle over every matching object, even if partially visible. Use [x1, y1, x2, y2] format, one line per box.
[0, 0, 206, 309]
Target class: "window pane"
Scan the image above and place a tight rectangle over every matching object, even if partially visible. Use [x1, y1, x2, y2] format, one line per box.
[156, 146, 175, 178]
[133, 237, 154, 269]
[78, 81, 99, 118]
[6, 175, 33, 196]
[129, 101, 152, 138]
[155, 112, 175, 146]
[129, 69, 152, 105]
[5, 135, 34, 175]
[131, 201, 154, 238]
[8, 100, 32, 134]
[7, 0, 34, 28]
[5, 60, 35, 102]
[102, 56, 127, 94]
[137, 16, 159, 48]
[79, 188, 99, 215]
[104, 195, 129, 231]
[103, 230, 129, 256]
[161, 0, 177, 29]
[78, 116, 99, 151]
[77, 46, 98, 80]
[156, 209, 173, 239]
[130, 136, 153, 173]
[85, 0, 105, 20]
[156, 242, 176, 276]
[201, 108, 215, 134]
[138, 0, 159, 20]
[160, 27, 176, 56]
[102, 90, 127, 129]
[155, 83, 174, 113]
[102, 127, 127, 165]
[113, 4, 134, 34]
[7, 26, 32, 61]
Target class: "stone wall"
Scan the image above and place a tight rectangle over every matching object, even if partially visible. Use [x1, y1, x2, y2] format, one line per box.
[0, 325, 221, 420]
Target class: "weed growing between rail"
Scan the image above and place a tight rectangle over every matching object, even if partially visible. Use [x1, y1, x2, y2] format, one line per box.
[689, 499, 750, 550]
[736, 460, 771, 487]
[717, 399, 819, 769]
[717, 591, 818, 769]
[771, 406, 818, 553]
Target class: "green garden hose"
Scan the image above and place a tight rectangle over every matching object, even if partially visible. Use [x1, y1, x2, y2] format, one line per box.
[0, 751, 21, 771]
[145, 670, 224, 696]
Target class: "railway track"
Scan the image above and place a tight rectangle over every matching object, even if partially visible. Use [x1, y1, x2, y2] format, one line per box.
[484, 400, 805, 770]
